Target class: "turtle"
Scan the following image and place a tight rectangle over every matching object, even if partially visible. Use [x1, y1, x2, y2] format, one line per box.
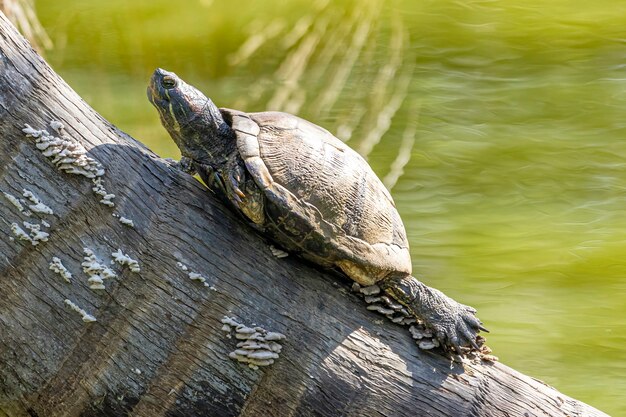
[147, 68, 487, 352]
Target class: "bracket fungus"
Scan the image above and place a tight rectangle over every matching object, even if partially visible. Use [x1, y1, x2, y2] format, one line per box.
[3, 191, 29, 215]
[177, 261, 210, 287]
[23, 121, 105, 179]
[91, 177, 115, 207]
[118, 216, 134, 228]
[351, 283, 497, 361]
[269, 245, 289, 258]
[221, 316, 286, 370]
[111, 249, 140, 273]
[11, 221, 49, 246]
[64, 299, 96, 323]
[49, 257, 72, 283]
[10, 223, 31, 243]
[82, 248, 116, 290]
[352, 283, 440, 350]
[22, 189, 53, 215]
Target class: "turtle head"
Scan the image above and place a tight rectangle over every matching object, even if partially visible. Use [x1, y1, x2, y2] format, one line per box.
[147, 68, 232, 163]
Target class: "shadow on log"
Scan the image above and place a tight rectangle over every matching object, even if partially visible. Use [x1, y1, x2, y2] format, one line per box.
[0, 12, 609, 417]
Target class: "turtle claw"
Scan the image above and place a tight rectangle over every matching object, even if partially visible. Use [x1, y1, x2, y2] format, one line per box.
[449, 336, 462, 353]
[461, 326, 481, 350]
[432, 312, 482, 354]
[229, 172, 246, 198]
[463, 312, 489, 334]
[231, 191, 243, 204]
[446, 306, 485, 352]
[470, 338, 480, 350]
[234, 187, 246, 198]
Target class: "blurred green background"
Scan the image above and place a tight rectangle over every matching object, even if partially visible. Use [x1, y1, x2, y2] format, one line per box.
[28, 0, 626, 414]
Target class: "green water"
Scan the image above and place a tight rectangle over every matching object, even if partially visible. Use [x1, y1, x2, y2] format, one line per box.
[35, 0, 625, 414]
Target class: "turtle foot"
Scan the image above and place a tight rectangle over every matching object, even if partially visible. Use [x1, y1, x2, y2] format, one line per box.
[381, 274, 487, 353]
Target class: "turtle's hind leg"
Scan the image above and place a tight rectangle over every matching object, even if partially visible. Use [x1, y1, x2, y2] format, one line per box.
[380, 274, 487, 353]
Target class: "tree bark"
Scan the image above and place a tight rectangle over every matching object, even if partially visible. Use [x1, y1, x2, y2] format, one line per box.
[0, 12, 609, 417]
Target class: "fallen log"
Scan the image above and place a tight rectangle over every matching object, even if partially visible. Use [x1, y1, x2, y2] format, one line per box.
[0, 12, 609, 417]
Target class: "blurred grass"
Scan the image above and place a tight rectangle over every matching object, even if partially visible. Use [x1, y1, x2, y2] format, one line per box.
[31, 0, 626, 414]
[1, 0, 52, 50]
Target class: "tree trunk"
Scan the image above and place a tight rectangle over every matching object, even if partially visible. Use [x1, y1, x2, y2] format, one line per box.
[0, 13, 609, 417]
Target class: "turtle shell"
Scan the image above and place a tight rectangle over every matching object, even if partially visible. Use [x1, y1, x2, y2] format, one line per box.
[223, 108, 412, 286]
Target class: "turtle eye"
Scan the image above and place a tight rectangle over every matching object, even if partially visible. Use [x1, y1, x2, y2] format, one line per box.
[162, 76, 177, 89]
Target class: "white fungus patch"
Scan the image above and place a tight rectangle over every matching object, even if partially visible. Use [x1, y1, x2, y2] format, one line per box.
[27, 224, 49, 244]
[111, 249, 140, 273]
[91, 177, 115, 207]
[269, 245, 289, 258]
[118, 217, 134, 228]
[221, 316, 286, 370]
[49, 257, 72, 283]
[3, 192, 28, 215]
[23, 121, 118, 212]
[50, 120, 64, 134]
[82, 248, 117, 290]
[13, 221, 49, 246]
[5, 189, 53, 246]
[177, 261, 209, 287]
[351, 282, 441, 350]
[10, 223, 31, 242]
[23, 122, 105, 179]
[22, 189, 53, 215]
[64, 299, 96, 323]
[350, 283, 494, 360]
[188, 272, 209, 286]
